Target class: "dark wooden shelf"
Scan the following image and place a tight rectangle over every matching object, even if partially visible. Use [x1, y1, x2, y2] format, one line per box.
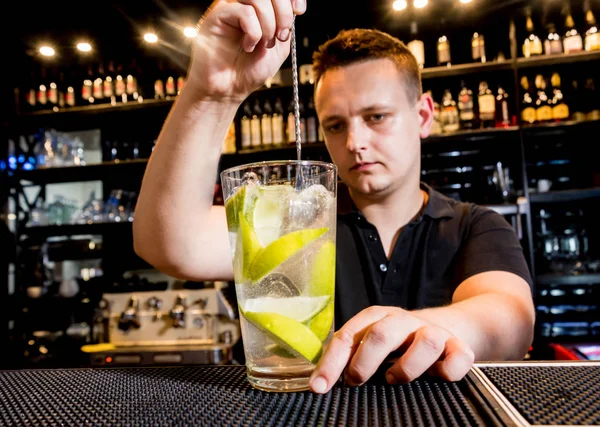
[421, 60, 514, 79]
[13, 159, 149, 185]
[20, 221, 132, 240]
[536, 273, 600, 286]
[516, 50, 600, 69]
[16, 98, 174, 119]
[529, 187, 600, 203]
[423, 126, 520, 143]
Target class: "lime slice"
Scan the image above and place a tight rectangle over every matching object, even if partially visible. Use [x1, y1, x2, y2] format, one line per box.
[310, 240, 336, 296]
[225, 185, 258, 231]
[242, 295, 330, 323]
[249, 227, 328, 282]
[243, 311, 323, 363]
[253, 185, 293, 246]
[309, 302, 334, 342]
[239, 214, 262, 281]
[265, 344, 296, 359]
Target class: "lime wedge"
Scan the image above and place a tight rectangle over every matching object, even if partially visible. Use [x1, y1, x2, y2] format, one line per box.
[265, 344, 296, 359]
[309, 302, 334, 342]
[242, 295, 330, 323]
[310, 240, 336, 296]
[239, 214, 262, 281]
[249, 227, 328, 282]
[225, 185, 258, 231]
[253, 185, 293, 246]
[243, 311, 323, 363]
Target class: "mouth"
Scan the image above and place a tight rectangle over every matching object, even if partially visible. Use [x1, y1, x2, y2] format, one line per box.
[351, 162, 377, 172]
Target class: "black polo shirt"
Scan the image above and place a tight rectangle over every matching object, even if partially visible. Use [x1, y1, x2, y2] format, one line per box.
[334, 182, 533, 329]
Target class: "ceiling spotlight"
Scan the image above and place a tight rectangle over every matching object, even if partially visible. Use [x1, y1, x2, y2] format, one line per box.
[183, 26, 198, 38]
[76, 42, 92, 52]
[39, 46, 55, 57]
[460, 0, 473, 3]
[414, 0, 428, 8]
[144, 32, 158, 43]
[393, 0, 407, 11]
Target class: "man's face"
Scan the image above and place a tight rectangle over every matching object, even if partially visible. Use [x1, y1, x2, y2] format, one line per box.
[315, 58, 433, 199]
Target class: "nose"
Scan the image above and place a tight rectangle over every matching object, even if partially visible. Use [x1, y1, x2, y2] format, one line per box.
[345, 121, 369, 153]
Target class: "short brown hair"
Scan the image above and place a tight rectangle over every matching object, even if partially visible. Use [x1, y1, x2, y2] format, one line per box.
[312, 28, 422, 102]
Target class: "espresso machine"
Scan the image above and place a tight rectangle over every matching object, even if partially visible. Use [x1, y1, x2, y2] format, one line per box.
[87, 283, 241, 367]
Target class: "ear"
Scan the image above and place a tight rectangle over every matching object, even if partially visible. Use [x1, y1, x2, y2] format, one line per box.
[417, 93, 435, 139]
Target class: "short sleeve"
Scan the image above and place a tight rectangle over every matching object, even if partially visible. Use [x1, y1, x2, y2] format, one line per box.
[454, 205, 533, 290]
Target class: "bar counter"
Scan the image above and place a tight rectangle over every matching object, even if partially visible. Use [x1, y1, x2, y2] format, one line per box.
[1, 361, 598, 426]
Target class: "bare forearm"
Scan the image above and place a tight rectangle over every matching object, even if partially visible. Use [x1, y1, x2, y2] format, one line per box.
[134, 83, 239, 270]
[415, 293, 535, 361]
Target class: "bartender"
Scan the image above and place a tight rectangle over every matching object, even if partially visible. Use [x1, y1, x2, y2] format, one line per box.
[132, 0, 535, 395]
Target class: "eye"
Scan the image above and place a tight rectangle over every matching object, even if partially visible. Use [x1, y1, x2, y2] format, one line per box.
[369, 114, 386, 123]
[325, 122, 345, 133]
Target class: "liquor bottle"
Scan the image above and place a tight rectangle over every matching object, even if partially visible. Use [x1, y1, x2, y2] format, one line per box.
[544, 23, 563, 55]
[299, 97, 307, 143]
[23, 69, 37, 112]
[81, 65, 94, 105]
[114, 64, 127, 104]
[441, 90, 459, 132]
[103, 61, 116, 105]
[534, 75, 553, 123]
[407, 21, 425, 69]
[154, 61, 165, 100]
[584, 78, 600, 120]
[92, 63, 105, 104]
[457, 81, 475, 130]
[125, 59, 140, 103]
[437, 35, 451, 66]
[569, 79, 587, 121]
[523, 15, 543, 58]
[272, 97, 285, 146]
[495, 86, 511, 128]
[37, 67, 48, 111]
[65, 71, 76, 108]
[261, 98, 273, 147]
[57, 70, 66, 109]
[563, 12, 583, 53]
[165, 65, 177, 99]
[428, 90, 443, 135]
[584, 9, 600, 51]
[471, 32, 486, 63]
[251, 98, 262, 147]
[306, 96, 318, 143]
[240, 101, 252, 149]
[177, 76, 186, 95]
[286, 98, 298, 144]
[47, 68, 59, 111]
[550, 73, 570, 122]
[478, 81, 496, 128]
[223, 122, 236, 154]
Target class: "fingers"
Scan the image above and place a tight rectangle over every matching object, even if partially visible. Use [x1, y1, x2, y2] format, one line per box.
[217, 3, 263, 52]
[271, 0, 294, 42]
[344, 315, 414, 386]
[239, 0, 277, 47]
[386, 325, 449, 384]
[427, 337, 475, 382]
[309, 306, 399, 394]
[292, 0, 307, 14]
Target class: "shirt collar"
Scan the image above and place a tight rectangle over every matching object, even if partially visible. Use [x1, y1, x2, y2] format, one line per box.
[337, 182, 455, 220]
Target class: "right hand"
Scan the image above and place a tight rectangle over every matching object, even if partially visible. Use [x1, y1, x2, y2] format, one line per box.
[187, 0, 307, 101]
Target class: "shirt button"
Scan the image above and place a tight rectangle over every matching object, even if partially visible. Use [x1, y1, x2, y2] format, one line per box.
[379, 264, 388, 272]
[368, 234, 378, 241]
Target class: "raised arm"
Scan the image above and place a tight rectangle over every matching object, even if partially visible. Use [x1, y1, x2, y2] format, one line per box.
[133, 0, 305, 281]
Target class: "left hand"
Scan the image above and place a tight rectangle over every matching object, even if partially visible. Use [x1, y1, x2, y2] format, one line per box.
[309, 306, 475, 393]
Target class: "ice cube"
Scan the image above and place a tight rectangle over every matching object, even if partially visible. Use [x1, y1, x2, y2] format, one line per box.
[287, 185, 334, 229]
[242, 171, 259, 186]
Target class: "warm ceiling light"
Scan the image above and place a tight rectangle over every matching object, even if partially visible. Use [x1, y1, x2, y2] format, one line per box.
[183, 26, 198, 38]
[393, 0, 407, 10]
[460, 0, 472, 3]
[39, 46, 55, 57]
[76, 42, 92, 52]
[414, 0, 428, 8]
[144, 32, 158, 43]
